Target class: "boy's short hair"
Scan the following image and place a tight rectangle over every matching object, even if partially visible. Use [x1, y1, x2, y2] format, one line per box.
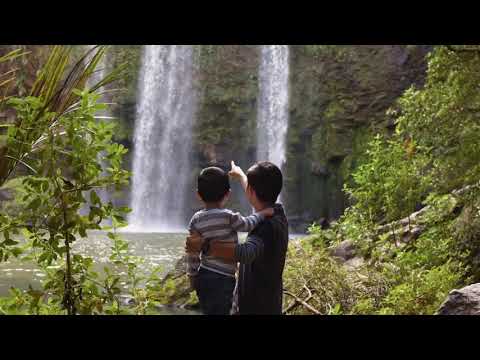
[197, 167, 230, 203]
[247, 161, 283, 204]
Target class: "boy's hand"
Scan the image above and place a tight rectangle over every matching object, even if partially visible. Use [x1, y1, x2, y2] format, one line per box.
[229, 161, 246, 180]
[259, 207, 274, 218]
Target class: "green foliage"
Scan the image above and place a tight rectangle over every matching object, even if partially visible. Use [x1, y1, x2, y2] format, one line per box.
[395, 46, 480, 193]
[0, 45, 158, 315]
[0, 87, 132, 314]
[294, 192, 468, 315]
[345, 134, 431, 225]
[0, 48, 30, 105]
[0, 45, 127, 186]
[452, 192, 480, 282]
[307, 222, 339, 248]
[291, 45, 480, 315]
[283, 240, 388, 315]
[0, 45, 190, 315]
[377, 263, 462, 315]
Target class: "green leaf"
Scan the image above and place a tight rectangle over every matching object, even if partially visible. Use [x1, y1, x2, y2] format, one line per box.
[90, 191, 101, 206]
[79, 227, 87, 238]
[3, 239, 18, 246]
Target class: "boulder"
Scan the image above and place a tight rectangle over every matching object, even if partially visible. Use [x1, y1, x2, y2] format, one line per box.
[436, 283, 480, 315]
[160, 255, 198, 307]
[344, 256, 364, 270]
[330, 240, 357, 262]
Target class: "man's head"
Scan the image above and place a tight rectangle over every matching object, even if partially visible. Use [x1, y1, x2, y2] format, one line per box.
[246, 161, 283, 208]
[197, 166, 231, 205]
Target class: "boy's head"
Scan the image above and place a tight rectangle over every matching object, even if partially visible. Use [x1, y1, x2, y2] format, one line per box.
[246, 161, 283, 206]
[197, 166, 231, 205]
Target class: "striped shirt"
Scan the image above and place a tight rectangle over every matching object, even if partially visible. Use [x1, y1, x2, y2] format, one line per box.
[186, 208, 265, 278]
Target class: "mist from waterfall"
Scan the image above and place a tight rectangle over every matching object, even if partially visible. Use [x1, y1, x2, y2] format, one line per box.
[256, 45, 290, 173]
[128, 45, 196, 232]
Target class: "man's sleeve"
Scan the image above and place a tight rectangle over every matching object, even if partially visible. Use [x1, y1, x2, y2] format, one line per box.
[234, 223, 271, 264]
[229, 211, 265, 232]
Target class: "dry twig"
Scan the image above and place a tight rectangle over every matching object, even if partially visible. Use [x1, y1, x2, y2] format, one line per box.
[284, 290, 321, 315]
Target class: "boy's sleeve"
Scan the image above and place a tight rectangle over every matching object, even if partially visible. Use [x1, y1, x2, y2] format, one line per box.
[186, 215, 200, 277]
[229, 210, 265, 233]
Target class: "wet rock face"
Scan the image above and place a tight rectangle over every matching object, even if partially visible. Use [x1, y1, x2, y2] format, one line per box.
[311, 162, 328, 177]
[436, 283, 480, 315]
[285, 45, 432, 224]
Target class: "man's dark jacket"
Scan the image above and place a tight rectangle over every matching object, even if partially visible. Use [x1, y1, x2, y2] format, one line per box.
[236, 204, 289, 314]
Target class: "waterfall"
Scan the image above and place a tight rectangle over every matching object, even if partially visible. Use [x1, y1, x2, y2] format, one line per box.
[256, 45, 290, 173]
[128, 45, 196, 232]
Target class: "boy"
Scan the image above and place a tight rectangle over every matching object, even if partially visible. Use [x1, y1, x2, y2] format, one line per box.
[186, 166, 273, 315]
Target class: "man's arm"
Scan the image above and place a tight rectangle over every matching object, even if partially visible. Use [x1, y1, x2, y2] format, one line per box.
[187, 221, 269, 264]
[230, 208, 273, 233]
[229, 161, 248, 192]
[209, 234, 265, 264]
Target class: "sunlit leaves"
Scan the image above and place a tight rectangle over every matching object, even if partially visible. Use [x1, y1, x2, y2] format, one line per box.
[0, 59, 132, 313]
[396, 46, 480, 192]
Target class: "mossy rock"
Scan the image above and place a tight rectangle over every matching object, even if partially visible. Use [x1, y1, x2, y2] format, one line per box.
[158, 255, 199, 309]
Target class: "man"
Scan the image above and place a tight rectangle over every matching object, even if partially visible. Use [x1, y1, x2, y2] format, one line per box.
[186, 161, 289, 314]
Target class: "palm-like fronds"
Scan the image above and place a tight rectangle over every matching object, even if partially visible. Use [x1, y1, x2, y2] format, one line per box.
[0, 48, 30, 107]
[0, 45, 127, 186]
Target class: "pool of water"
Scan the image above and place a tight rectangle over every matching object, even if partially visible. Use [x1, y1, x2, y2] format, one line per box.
[0, 230, 304, 314]
[0, 231, 189, 297]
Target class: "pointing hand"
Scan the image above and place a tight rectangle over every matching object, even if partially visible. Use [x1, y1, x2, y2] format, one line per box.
[229, 161, 245, 180]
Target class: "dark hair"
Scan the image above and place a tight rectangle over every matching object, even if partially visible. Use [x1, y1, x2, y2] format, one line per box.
[246, 161, 283, 204]
[197, 167, 230, 203]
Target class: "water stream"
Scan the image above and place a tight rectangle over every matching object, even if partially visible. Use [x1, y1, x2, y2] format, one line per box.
[129, 45, 196, 232]
[257, 45, 290, 173]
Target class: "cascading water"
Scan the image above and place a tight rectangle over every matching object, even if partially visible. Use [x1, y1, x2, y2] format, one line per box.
[256, 45, 290, 173]
[128, 45, 196, 232]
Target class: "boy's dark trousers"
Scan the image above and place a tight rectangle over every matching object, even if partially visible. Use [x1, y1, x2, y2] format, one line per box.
[195, 267, 235, 315]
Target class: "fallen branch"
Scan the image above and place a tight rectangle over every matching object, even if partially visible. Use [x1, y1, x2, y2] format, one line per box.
[283, 294, 313, 314]
[283, 290, 321, 315]
[283, 284, 316, 314]
[303, 284, 313, 298]
[377, 181, 480, 235]
[377, 207, 428, 234]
